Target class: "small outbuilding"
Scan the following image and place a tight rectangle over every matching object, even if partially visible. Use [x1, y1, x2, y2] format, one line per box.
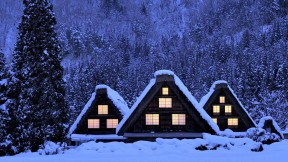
[258, 116, 284, 139]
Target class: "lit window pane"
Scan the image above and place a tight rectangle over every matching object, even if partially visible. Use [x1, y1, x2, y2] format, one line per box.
[88, 119, 99, 128]
[107, 119, 118, 128]
[225, 105, 232, 115]
[98, 105, 108, 114]
[159, 98, 172, 108]
[172, 114, 186, 125]
[213, 105, 220, 115]
[228, 118, 238, 126]
[212, 118, 217, 124]
[162, 87, 169, 95]
[146, 114, 159, 125]
[220, 96, 225, 103]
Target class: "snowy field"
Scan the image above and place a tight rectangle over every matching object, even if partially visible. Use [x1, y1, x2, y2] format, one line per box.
[1, 136, 287, 162]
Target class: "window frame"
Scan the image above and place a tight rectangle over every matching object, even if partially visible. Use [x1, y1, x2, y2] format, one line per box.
[225, 105, 232, 115]
[106, 119, 119, 128]
[213, 105, 220, 115]
[219, 96, 225, 103]
[159, 98, 172, 108]
[145, 114, 159, 125]
[172, 114, 186, 125]
[212, 118, 217, 124]
[227, 118, 238, 128]
[98, 105, 108, 115]
[88, 119, 100, 129]
[162, 87, 169, 95]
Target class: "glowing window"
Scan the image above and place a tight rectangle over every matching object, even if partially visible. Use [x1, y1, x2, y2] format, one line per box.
[88, 119, 99, 128]
[225, 105, 232, 115]
[219, 96, 225, 103]
[228, 118, 238, 126]
[98, 105, 108, 114]
[146, 114, 159, 125]
[107, 119, 118, 128]
[159, 98, 172, 108]
[172, 114, 186, 125]
[212, 118, 217, 124]
[162, 87, 169, 95]
[213, 105, 220, 115]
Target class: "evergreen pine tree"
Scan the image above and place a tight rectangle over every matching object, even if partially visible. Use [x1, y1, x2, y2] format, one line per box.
[0, 51, 11, 156]
[0, 52, 8, 105]
[8, 0, 69, 152]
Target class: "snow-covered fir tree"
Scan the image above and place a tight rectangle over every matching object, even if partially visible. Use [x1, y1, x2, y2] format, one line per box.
[7, 0, 69, 153]
[0, 51, 11, 156]
[0, 51, 8, 105]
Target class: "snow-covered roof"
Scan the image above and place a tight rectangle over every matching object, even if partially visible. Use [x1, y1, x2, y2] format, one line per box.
[95, 85, 129, 116]
[199, 80, 228, 107]
[68, 85, 129, 137]
[258, 116, 284, 139]
[199, 80, 256, 127]
[116, 79, 156, 133]
[153, 69, 175, 77]
[71, 134, 126, 141]
[117, 70, 220, 134]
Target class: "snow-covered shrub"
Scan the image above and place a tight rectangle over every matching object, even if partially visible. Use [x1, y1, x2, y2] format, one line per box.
[38, 141, 66, 155]
[203, 133, 263, 152]
[258, 133, 281, 144]
[195, 145, 208, 151]
[246, 128, 281, 144]
[0, 140, 17, 156]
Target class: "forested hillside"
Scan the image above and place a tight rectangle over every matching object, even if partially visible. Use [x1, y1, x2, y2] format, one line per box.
[1, 0, 287, 129]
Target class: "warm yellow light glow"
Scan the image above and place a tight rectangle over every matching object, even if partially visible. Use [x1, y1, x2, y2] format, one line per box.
[220, 96, 225, 103]
[107, 119, 118, 128]
[146, 114, 159, 125]
[162, 87, 169, 95]
[213, 105, 220, 115]
[212, 118, 217, 124]
[159, 98, 172, 108]
[88, 119, 99, 128]
[225, 105, 232, 115]
[98, 105, 108, 114]
[228, 118, 238, 126]
[172, 114, 186, 125]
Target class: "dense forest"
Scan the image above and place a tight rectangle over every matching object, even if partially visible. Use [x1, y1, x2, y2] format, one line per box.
[0, 0, 287, 132]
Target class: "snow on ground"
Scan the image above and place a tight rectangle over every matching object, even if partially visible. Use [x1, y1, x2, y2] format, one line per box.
[1, 137, 287, 162]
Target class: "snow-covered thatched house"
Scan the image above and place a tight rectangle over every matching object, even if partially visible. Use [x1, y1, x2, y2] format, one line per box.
[199, 81, 256, 132]
[258, 116, 284, 139]
[68, 85, 129, 145]
[116, 70, 219, 141]
[68, 70, 286, 144]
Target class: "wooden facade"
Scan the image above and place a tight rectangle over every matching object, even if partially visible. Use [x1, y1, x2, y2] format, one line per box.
[202, 82, 256, 132]
[73, 88, 124, 135]
[117, 74, 217, 138]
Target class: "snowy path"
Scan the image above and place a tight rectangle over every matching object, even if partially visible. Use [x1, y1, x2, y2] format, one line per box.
[1, 140, 287, 162]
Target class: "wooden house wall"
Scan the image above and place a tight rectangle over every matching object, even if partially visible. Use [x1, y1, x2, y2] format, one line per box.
[127, 83, 204, 133]
[204, 88, 253, 132]
[74, 93, 123, 134]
